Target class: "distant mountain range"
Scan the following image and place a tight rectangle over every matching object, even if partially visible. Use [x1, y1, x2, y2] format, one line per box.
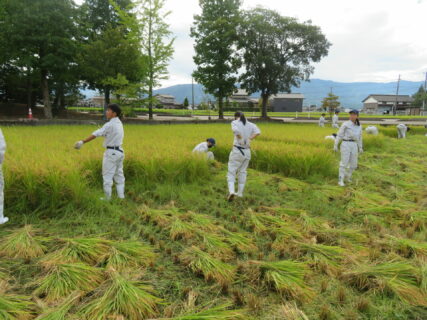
[81, 79, 424, 109]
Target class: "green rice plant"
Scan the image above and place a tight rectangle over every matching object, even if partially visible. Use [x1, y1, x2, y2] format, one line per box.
[390, 237, 427, 259]
[251, 260, 314, 302]
[35, 291, 82, 320]
[0, 294, 34, 320]
[275, 303, 309, 320]
[48, 237, 111, 265]
[163, 302, 246, 320]
[180, 246, 236, 287]
[0, 225, 46, 260]
[104, 240, 156, 271]
[79, 270, 161, 320]
[342, 261, 426, 306]
[220, 229, 257, 254]
[185, 213, 218, 233]
[139, 207, 174, 227]
[245, 211, 268, 235]
[33, 263, 104, 302]
[170, 219, 195, 241]
[199, 233, 235, 261]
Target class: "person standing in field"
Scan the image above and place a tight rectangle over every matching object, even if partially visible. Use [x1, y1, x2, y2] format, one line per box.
[193, 138, 216, 160]
[74, 104, 125, 200]
[334, 110, 363, 187]
[319, 113, 326, 127]
[332, 111, 340, 128]
[396, 124, 409, 139]
[0, 128, 8, 225]
[227, 112, 261, 201]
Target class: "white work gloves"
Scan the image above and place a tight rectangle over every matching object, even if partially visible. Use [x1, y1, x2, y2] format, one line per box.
[74, 141, 84, 150]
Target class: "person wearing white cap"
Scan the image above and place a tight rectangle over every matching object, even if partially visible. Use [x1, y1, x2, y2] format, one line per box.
[227, 112, 260, 201]
[334, 110, 363, 187]
[319, 113, 326, 127]
[365, 126, 379, 135]
[74, 104, 125, 200]
[396, 124, 409, 139]
[332, 111, 340, 128]
[0, 128, 8, 225]
[193, 138, 216, 160]
[325, 133, 337, 141]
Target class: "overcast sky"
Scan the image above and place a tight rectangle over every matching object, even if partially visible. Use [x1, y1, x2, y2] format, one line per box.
[76, 0, 427, 87]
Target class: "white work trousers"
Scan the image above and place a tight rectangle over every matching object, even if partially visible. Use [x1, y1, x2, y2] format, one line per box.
[397, 127, 406, 139]
[227, 147, 251, 195]
[102, 149, 125, 199]
[339, 141, 358, 181]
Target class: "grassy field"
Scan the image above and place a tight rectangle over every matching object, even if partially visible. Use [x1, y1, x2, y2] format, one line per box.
[67, 107, 427, 119]
[0, 123, 426, 319]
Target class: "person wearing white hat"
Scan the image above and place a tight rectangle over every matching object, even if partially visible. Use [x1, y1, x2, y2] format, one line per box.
[193, 138, 216, 160]
[0, 128, 8, 225]
[319, 113, 326, 127]
[74, 104, 125, 200]
[334, 110, 363, 187]
[227, 112, 260, 201]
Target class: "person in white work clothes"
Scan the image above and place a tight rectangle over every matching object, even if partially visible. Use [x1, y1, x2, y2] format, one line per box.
[365, 126, 379, 135]
[193, 138, 216, 160]
[319, 114, 326, 127]
[0, 128, 8, 225]
[332, 111, 340, 128]
[227, 112, 261, 201]
[334, 110, 363, 187]
[74, 104, 125, 200]
[396, 124, 410, 139]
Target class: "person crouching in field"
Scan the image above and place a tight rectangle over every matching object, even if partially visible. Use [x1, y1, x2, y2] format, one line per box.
[319, 114, 326, 127]
[0, 128, 8, 225]
[365, 126, 379, 135]
[193, 138, 216, 160]
[74, 104, 125, 200]
[334, 110, 363, 187]
[396, 124, 410, 139]
[227, 112, 260, 201]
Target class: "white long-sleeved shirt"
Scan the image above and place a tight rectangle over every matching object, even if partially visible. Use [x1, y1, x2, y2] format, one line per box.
[319, 116, 326, 126]
[193, 142, 209, 153]
[92, 117, 124, 148]
[334, 120, 363, 150]
[397, 124, 407, 131]
[232, 120, 261, 148]
[0, 129, 6, 163]
[332, 115, 339, 125]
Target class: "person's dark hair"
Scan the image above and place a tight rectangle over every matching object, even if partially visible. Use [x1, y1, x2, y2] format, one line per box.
[332, 133, 337, 137]
[107, 104, 122, 120]
[407, 126, 411, 132]
[335, 111, 339, 114]
[355, 118, 360, 126]
[321, 113, 326, 116]
[234, 111, 246, 125]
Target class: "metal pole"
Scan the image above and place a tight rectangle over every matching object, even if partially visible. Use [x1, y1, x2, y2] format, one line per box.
[191, 77, 195, 112]
[393, 75, 400, 116]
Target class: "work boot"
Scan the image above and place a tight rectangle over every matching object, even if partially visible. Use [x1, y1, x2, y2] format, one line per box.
[338, 176, 345, 187]
[0, 216, 9, 225]
[237, 184, 245, 197]
[116, 185, 125, 199]
[346, 169, 354, 183]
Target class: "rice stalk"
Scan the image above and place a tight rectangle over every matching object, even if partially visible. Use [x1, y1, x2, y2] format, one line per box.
[33, 263, 104, 302]
[104, 240, 156, 271]
[199, 233, 235, 261]
[275, 302, 309, 320]
[0, 294, 34, 320]
[35, 291, 82, 320]
[180, 246, 236, 287]
[390, 237, 427, 259]
[79, 270, 161, 320]
[220, 229, 257, 254]
[162, 302, 246, 320]
[170, 219, 195, 241]
[292, 242, 346, 266]
[0, 225, 46, 259]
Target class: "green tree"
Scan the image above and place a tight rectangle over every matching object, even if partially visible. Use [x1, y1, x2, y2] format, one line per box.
[191, 0, 242, 119]
[2, 0, 79, 118]
[412, 85, 427, 110]
[183, 97, 189, 107]
[321, 92, 341, 117]
[238, 8, 330, 119]
[136, 0, 175, 120]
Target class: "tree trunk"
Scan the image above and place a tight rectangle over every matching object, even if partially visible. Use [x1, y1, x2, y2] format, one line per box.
[148, 82, 153, 120]
[218, 97, 224, 119]
[104, 86, 110, 120]
[26, 74, 32, 109]
[41, 69, 52, 119]
[261, 94, 269, 119]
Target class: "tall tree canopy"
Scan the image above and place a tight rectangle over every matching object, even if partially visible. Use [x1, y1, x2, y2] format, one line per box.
[238, 8, 330, 118]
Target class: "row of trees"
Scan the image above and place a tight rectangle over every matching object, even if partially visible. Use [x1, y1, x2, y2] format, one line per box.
[191, 0, 331, 119]
[0, 0, 174, 119]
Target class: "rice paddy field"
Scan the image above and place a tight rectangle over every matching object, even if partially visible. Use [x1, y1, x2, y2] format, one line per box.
[0, 123, 426, 319]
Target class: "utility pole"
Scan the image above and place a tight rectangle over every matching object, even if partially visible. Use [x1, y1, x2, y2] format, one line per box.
[393, 74, 401, 116]
[423, 72, 427, 112]
[191, 76, 195, 111]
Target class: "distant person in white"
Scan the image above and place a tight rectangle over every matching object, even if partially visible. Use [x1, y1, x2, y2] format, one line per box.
[227, 112, 261, 201]
[0, 128, 8, 225]
[396, 124, 409, 139]
[365, 126, 379, 135]
[325, 133, 337, 141]
[74, 104, 125, 200]
[319, 114, 326, 127]
[193, 138, 216, 160]
[332, 111, 340, 128]
[334, 110, 363, 187]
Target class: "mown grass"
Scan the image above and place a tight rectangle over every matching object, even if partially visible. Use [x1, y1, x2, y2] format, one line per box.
[0, 123, 426, 319]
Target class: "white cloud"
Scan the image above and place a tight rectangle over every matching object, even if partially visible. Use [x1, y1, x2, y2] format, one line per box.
[76, 0, 427, 86]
